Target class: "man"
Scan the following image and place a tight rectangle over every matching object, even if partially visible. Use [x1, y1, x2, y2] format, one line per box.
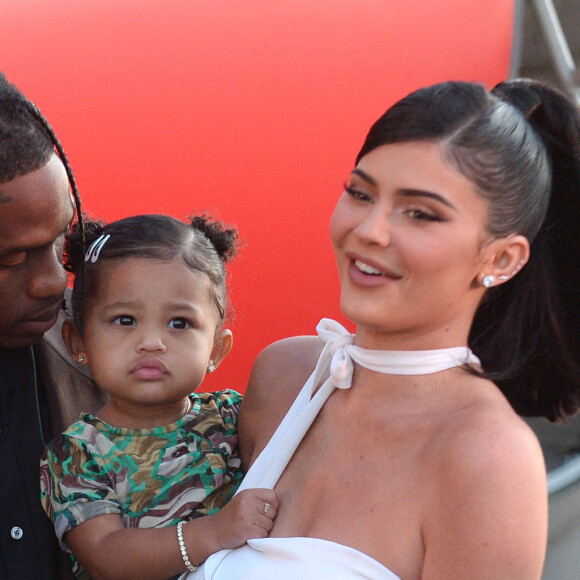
[0, 72, 106, 579]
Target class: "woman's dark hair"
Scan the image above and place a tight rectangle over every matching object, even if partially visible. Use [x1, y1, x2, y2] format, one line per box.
[65, 213, 239, 332]
[357, 79, 580, 420]
[0, 72, 84, 242]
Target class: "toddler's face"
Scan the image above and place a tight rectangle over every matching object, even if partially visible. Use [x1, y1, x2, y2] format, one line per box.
[79, 256, 221, 423]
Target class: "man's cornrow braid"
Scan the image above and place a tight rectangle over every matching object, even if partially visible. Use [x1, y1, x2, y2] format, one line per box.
[21, 99, 84, 245]
[21, 98, 86, 322]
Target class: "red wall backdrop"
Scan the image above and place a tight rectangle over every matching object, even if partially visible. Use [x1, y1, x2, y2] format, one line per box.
[0, 0, 515, 391]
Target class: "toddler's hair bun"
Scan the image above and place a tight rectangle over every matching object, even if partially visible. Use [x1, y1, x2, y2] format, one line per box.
[189, 214, 239, 263]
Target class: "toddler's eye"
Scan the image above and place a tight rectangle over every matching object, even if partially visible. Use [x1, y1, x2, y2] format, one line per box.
[114, 315, 135, 326]
[169, 318, 190, 330]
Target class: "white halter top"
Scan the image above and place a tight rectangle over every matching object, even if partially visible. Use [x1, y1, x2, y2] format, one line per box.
[183, 319, 480, 580]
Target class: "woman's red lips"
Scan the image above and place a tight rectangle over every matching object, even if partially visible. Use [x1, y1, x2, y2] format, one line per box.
[345, 253, 401, 287]
[353, 259, 384, 276]
[346, 252, 401, 279]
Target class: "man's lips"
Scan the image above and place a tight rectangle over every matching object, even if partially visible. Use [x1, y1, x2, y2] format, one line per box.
[20, 304, 62, 335]
[20, 315, 60, 336]
[131, 359, 169, 380]
[25, 302, 63, 322]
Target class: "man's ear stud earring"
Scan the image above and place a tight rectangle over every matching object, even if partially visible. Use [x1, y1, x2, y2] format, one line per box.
[207, 360, 216, 373]
[78, 354, 85, 363]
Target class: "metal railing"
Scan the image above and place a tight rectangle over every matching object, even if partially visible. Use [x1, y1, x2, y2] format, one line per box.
[547, 454, 580, 495]
[514, 0, 580, 104]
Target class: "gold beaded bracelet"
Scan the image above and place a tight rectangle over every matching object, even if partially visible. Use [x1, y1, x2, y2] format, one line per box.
[176, 521, 198, 573]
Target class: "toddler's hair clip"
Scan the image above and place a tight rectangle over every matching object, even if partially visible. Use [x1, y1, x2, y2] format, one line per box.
[85, 234, 111, 263]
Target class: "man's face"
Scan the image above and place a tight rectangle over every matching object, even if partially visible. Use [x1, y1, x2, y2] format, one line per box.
[0, 154, 74, 348]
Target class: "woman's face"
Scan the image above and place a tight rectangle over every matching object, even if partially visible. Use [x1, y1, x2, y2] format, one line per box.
[330, 141, 492, 349]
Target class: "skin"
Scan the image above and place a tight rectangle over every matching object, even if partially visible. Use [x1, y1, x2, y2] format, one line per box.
[331, 142, 529, 350]
[0, 154, 74, 348]
[239, 142, 546, 580]
[60, 257, 279, 579]
[65, 256, 232, 428]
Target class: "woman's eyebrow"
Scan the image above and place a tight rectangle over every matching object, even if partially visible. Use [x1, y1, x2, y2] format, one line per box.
[352, 168, 458, 211]
[399, 188, 458, 211]
[351, 168, 377, 186]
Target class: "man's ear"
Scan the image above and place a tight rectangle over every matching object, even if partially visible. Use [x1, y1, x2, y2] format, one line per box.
[478, 234, 530, 288]
[62, 319, 88, 365]
[208, 329, 233, 373]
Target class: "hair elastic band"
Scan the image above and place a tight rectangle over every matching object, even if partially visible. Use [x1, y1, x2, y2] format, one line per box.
[85, 234, 111, 263]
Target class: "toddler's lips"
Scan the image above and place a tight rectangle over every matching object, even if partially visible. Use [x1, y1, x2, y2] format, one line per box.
[131, 359, 168, 380]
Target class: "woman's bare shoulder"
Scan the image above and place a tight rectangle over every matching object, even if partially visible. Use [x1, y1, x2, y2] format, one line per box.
[434, 403, 546, 501]
[422, 395, 547, 578]
[251, 335, 324, 388]
[239, 335, 324, 467]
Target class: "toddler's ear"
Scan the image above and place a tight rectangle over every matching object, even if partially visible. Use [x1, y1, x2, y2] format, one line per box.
[62, 319, 88, 365]
[209, 329, 233, 372]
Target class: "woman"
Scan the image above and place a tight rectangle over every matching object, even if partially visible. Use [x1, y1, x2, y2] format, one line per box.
[182, 79, 580, 579]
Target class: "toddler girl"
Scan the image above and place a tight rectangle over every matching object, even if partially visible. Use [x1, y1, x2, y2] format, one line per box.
[40, 213, 277, 579]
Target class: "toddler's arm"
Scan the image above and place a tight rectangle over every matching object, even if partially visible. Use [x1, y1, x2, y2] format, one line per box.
[66, 488, 278, 580]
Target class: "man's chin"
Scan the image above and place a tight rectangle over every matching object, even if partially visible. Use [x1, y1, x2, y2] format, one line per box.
[0, 324, 53, 350]
[0, 334, 44, 350]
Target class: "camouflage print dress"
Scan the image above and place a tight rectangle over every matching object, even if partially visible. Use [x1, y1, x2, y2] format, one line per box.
[40, 390, 243, 578]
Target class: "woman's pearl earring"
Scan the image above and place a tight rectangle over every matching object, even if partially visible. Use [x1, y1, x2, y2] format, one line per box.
[482, 275, 495, 288]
